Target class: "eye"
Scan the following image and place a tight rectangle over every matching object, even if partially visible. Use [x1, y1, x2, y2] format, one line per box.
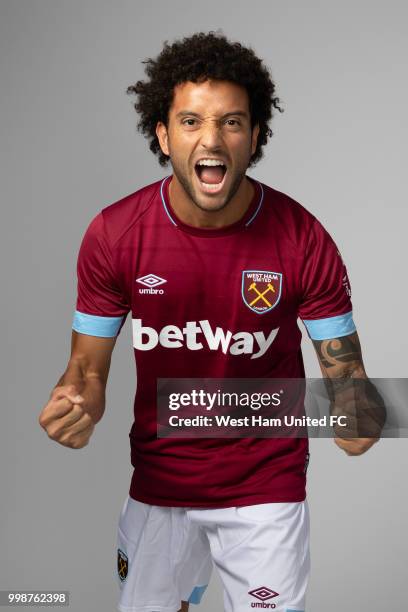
[182, 118, 197, 126]
[225, 119, 241, 127]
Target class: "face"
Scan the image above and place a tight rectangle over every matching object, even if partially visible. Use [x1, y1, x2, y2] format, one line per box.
[156, 79, 260, 213]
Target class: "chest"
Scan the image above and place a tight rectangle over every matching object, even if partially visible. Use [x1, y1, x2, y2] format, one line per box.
[124, 228, 302, 332]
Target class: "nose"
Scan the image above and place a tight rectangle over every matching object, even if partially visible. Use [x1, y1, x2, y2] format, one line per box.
[199, 120, 223, 150]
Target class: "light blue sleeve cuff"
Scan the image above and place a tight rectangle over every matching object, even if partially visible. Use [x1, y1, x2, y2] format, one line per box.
[72, 310, 125, 337]
[302, 311, 356, 340]
[188, 584, 208, 604]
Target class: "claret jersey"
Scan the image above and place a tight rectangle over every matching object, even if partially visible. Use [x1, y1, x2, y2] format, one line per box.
[72, 175, 356, 507]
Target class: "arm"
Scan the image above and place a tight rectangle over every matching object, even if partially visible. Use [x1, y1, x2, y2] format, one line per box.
[312, 331, 386, 455]
[38, 331, 117, 449]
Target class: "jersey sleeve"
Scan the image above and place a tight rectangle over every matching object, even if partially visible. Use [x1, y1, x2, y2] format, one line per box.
[72, 212, 130, 337]
[298, 217, 356, 340]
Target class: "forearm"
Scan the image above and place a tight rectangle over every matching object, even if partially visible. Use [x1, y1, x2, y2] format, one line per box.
[312, 332, 386, 437]
[53, 359, 107, 424]
[327, 376, 386, 436]
[312, 332, 366, 380]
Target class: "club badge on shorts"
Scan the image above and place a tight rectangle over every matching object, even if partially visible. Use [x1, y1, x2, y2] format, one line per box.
[242, 270, 282, 314]
[117, 548, 128, 582]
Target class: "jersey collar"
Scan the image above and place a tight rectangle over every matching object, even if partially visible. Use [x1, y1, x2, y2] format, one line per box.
[160, 174, 264, 237]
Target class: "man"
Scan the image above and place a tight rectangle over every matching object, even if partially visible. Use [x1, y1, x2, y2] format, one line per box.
[38, 32, 382, 612]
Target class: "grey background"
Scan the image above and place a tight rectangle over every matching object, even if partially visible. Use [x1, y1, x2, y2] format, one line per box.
[1, 1, 407, 610]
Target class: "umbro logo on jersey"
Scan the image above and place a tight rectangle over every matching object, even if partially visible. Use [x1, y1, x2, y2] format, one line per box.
[136, 274, 167, 295]
[132, 319, 279, 359]
[136, 274, 167, 287]
[248, 586, 279, 608]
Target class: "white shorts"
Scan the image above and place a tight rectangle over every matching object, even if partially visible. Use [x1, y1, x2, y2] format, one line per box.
[116, 496, 310, 612]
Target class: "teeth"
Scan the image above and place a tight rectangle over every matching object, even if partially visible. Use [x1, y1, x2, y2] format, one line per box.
[197, 159, 225, 166]
[201, 182, 223, 189]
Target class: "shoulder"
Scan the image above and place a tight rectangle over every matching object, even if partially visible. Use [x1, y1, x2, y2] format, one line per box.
[257, 180, 318, 243]
[98, 178, 164, 248]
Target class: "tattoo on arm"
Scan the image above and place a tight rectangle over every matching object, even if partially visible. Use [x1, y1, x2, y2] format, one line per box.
[312, 332, 364, 377]
[312, 332, 386, 436]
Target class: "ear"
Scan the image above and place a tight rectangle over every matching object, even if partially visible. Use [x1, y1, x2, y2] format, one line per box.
[251, 124, 260, 156]
[156, 122, 170, 156]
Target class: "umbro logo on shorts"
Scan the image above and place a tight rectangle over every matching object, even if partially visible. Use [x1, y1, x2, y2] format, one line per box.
[117, 548, 128, 582]
[248, 586, 279, 608]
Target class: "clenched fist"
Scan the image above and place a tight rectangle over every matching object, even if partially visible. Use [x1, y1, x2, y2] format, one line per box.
[38, 384, 95, 449]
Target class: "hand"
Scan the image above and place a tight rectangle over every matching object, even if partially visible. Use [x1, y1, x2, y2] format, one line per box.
[334, 436, 379, 456]
[330, 380, 385, 456]
[38, 384, 95, 449]
[332, 401, 380, 455]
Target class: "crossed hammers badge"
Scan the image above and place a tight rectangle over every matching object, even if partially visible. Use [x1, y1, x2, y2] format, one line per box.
[242, 271, 282, 313]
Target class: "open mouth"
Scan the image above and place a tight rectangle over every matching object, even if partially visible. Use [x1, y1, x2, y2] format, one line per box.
[194, 160, 228, 194]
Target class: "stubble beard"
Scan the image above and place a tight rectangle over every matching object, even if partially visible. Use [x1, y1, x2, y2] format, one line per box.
[170, 158, 249, 214]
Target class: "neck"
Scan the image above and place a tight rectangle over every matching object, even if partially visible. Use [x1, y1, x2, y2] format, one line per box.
[168, 174, 254, 228]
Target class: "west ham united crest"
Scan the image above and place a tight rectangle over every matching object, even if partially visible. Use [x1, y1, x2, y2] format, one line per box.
[242, 270, 282, 314]
[117, 548, 128, 582]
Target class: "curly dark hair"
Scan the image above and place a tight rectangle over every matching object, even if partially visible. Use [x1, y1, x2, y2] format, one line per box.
[126, 31, 284, 167]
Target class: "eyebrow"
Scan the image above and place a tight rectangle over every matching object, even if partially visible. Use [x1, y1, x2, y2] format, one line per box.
[175, 110, 249, 119]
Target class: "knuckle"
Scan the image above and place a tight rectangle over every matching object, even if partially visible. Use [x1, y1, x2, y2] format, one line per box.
[71, 404, 83, 417]
[52, 384, 76, 398]
[47, 427, 60, 440]
[60, 435, 77, 448]
[83, 412, 93, 425]
[72, 438, 87, 449]
[48, 423, 67, 439]
[58, 432, 71, 444]
[61, 440, 75, 449]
